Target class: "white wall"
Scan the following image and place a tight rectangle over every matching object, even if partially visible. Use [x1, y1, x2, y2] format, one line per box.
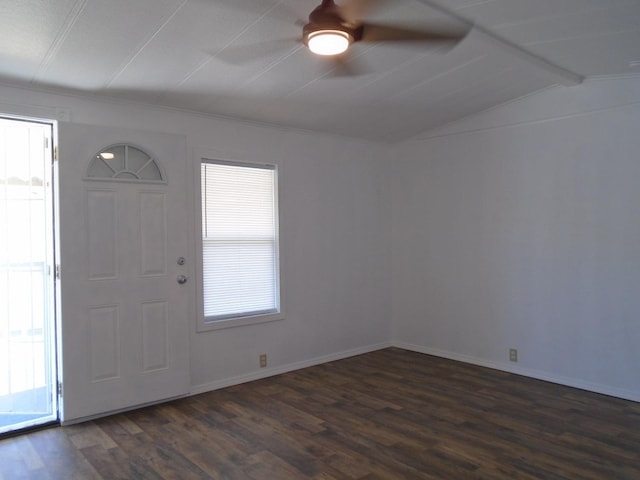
[191, 130, 392, 390]
[392, 76, 640, 401]
[0, 84, 391, 401]
[3, 72, 639, 413]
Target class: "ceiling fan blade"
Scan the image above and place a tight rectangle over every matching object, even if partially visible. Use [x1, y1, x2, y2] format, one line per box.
[215, 38, 301, 65]
[360, 21, 470, 45]
[321, 51, 370, 77]
[214, 0, 305, 26]
[338, 0, 391, 22]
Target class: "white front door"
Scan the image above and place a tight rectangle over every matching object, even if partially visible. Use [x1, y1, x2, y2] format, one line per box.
[58, 123, 192, 422]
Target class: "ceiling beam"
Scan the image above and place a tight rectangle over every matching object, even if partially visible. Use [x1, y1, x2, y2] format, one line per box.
[414, 0, 585, 86]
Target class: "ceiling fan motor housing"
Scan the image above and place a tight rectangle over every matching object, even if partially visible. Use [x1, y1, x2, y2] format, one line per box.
[303, 0, 364, 47]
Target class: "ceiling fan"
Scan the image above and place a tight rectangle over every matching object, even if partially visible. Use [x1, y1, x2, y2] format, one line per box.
[301, 0, 468, 56]
[217, 0, 470, 73]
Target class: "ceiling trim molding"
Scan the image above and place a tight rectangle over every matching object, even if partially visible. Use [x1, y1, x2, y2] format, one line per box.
[414, 0, 585, 86]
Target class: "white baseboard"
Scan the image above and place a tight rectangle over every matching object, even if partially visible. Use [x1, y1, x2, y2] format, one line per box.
[65, 340, 636, 425]
[61, 393, 188, 426]
[393, 341, 640, 403]
[190, 341, 392, 396]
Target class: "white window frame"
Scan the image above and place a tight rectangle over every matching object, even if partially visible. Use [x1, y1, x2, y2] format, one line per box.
[195, 155, 284, 332]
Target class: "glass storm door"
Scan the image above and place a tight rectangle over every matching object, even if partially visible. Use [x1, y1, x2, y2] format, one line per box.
[0, 117, 57, 435]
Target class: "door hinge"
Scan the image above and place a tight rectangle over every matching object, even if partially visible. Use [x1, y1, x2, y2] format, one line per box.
[53, 146, 59, 162]
[57, 381, 63, 396]
[55, 264, 61, 279]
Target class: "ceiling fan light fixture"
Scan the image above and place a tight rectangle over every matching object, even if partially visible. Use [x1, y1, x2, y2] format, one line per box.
[306, 29, 352, 56]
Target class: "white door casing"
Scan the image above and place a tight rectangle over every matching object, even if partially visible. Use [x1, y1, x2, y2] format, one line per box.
[58, 123, 192, 422]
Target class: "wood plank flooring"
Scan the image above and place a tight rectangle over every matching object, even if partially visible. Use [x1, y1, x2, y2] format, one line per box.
[1, 348, 639, 479]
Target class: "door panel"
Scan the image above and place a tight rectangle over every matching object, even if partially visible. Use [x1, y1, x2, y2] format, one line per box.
[58, 123, 192, 422]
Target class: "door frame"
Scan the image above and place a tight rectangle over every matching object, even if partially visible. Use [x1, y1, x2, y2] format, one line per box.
[56, 123, 192, 424]
[0, 113, 60, 434]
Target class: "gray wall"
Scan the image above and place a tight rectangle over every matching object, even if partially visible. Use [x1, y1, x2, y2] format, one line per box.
[2, 73, 639, 410]
[392, 76, 640, 400]
[0, 84, 392, 402]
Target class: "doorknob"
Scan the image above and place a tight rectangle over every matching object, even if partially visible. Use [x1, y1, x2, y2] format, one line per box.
[177, 274, 188, 285]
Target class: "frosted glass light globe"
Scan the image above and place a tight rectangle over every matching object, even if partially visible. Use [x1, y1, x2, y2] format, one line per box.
[307, 30, 350, 56]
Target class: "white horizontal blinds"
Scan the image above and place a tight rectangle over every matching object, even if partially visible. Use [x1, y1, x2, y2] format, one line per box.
[201, 160, 279, 320]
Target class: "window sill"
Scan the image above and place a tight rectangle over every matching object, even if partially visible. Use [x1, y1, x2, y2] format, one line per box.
[197, 311, 284, 332]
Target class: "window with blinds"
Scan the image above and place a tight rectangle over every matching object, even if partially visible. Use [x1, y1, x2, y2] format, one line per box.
[200, 160, 280, 322]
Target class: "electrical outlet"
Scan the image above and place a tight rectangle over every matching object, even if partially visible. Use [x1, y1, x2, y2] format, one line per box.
[259, 353, 267, 368]
[509, 348, 518, 363]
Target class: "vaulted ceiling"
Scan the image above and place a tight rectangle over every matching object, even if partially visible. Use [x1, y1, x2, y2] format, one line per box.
[1, 0, 639, 142]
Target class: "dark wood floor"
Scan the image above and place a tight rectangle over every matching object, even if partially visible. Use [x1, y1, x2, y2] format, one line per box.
[1, 348, 639, 479]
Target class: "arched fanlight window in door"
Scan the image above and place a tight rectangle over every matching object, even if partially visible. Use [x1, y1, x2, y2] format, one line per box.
[85, 144, 166, 183]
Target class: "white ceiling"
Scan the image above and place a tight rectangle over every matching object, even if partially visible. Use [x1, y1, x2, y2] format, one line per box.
[1, 0, 639, 142]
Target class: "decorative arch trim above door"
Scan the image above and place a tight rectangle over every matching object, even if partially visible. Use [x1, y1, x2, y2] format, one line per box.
[85, 143, 166, 184]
